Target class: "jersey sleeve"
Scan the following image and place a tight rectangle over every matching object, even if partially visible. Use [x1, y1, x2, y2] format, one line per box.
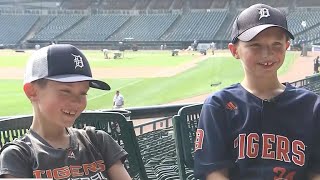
[96, 130, 128, 170]
[194, 95, 233, 179]
[308, 97, 320, 174]
[0, 144, 32, 178]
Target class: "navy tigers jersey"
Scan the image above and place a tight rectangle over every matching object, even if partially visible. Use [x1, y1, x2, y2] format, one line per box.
[194, 83, 320, 180]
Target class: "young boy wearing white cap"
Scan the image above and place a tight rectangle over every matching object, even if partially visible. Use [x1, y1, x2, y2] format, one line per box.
[194, 4, 320, 180]
[0, 44, 131, 179]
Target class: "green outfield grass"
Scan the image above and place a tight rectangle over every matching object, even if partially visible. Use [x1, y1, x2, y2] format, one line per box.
[0, 50, 297, 116]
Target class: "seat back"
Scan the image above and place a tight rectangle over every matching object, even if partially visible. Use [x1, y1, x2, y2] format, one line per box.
[0, 112, 147, 179]
[173, 104, 202, 180]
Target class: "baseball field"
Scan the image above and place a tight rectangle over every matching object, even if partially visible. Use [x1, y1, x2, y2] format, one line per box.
[0, 49, 298, 117]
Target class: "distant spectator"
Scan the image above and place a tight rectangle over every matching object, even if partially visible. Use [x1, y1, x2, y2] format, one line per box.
[210, 42, 216, 55]
[103, 49, 109, 59]
[314, 56, 319, 74]
[113, 90, 124, 109]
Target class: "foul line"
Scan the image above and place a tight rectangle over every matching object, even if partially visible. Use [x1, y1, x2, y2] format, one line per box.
[87, 78, 146, 101]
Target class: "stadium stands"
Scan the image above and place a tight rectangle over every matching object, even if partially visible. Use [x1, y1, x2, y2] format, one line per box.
[58, 15, 130, 41]
[109, 14, 179, 41]
[0, 15, 38, 46]
[0, 0, 63, 9]
[163, 10, 227, 41]
[287, 9, 320, 35]
[31, 15, 84, 41]
[296, 0, 320, 7]
[1, 1, 320, 50]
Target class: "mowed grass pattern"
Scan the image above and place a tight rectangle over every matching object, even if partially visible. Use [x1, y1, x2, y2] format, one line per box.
[0, 50, 297, 116]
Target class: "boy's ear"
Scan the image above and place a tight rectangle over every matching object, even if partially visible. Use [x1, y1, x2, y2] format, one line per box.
[23, 83, 37, 101]
[228, 43, 240, 59]
[286, 40, 290, 50]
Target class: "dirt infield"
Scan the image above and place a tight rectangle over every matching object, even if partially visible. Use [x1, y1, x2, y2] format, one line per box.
[0, 53, 211, 79]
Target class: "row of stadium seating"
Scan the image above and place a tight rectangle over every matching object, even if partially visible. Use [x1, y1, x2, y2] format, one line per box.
[2, 7, 320, 45]
[31, 15, 84, 41]
[1, 0, 320, 11]
[1, 75, 320, 179]
[163, 10, 227, 41]
[59, 15, 130, 41]
[0, 15, 38, 45]
[109, 14, 179, 41]
[287, 10, 320, 35]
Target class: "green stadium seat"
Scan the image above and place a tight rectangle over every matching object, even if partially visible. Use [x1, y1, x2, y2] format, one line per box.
[0, 112, 148, 179]
[172, 104, 203, 180]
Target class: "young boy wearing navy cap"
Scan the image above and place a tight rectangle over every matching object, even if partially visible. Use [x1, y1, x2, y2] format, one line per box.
[194, 4, 320, 180]
[0, 44, 131, 179]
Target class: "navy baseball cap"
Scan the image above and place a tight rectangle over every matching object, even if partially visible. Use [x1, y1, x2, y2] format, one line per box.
[24, 44, 111, 90]
[231, 4, 294, 44]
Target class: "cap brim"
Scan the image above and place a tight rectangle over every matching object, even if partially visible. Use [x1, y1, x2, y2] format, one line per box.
[237, 24, 295, 42]
[46, 74, 111, 90]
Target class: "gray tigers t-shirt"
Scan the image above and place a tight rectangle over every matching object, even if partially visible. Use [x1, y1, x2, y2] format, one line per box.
[0, 126, 128, 179]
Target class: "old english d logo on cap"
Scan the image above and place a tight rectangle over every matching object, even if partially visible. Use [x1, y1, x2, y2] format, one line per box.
[47, 45, 92, 77]
[231, 3, 294, 43]
[24, 44, 111, 90]
[258, 8, 270, 20]
[72, 53, 84, 69]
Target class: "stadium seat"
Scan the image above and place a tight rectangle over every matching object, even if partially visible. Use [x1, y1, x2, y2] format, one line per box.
[172, 104, 203, 180]
[0, 112, 148, 179]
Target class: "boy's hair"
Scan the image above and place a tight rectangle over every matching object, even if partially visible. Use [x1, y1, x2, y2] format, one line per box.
[231, 4, 294, 44]
[32, 78, 48, 88]
[24, 44, 110, 90]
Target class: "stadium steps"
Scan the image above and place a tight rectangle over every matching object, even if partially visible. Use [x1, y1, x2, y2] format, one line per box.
[159, 14, 182, 41]
[213, 10, 237, 41]
[21, 16, 56, 46]
[219, 10, 240, 41]
[55, 16, 88, 40]
[107, 16, 133, 40]
[19, 16, 41, 47]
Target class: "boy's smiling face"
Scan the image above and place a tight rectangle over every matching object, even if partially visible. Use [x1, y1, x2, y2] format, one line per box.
[229, 27, 290, 79]
[27, 80, 90, 128]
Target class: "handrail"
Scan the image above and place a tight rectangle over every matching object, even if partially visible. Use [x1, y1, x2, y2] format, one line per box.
[134, 116, 171, 135]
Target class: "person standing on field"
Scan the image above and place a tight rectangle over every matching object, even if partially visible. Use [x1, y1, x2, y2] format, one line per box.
[113, 90, 124, 109]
